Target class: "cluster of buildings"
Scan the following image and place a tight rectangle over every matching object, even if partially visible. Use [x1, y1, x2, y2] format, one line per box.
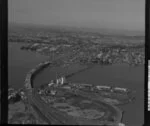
[20, 42, 72, 58]
[21, 41, 144, 66]
[38, 76, 67, 96]
[48, 76, 67, 87]
[93, 47, 144, 65]
[96, 85, 128, 93]
[66, 83, 129, 94]
[8, 88, 25, 104]
[9, 27, 144, 67]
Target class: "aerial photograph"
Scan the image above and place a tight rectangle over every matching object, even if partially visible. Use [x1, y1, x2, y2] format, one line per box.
[8, 0, 144, 125]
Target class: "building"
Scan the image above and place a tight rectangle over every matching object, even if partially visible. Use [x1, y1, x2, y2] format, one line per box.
[96, 85, 111, 90]
[56, 78, 61, 85]
[113, 87, 127, 92]
[56, 76, 67, 85]
[60, 76, 67, 85]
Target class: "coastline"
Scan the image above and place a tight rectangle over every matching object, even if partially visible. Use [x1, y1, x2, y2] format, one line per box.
[24, 60, 124, 125]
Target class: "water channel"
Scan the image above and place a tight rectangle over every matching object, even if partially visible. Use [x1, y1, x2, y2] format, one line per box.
[9, 42, 144, 126]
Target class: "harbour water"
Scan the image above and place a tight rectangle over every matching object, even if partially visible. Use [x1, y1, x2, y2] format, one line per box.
[9, 43, 144, 126]
[68, 64, 144, 126]
[8, 43, 48, 89]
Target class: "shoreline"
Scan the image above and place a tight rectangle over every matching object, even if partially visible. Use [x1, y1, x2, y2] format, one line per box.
[24, 60, 124, 125]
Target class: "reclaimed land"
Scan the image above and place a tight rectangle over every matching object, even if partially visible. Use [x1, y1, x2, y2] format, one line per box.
[24, 60, 123, 125]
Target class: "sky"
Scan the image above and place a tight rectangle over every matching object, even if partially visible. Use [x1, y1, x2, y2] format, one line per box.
[8, 0, 145, 32]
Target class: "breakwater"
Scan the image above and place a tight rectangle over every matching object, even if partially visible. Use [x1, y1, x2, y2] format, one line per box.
[24, 61, 51, 90]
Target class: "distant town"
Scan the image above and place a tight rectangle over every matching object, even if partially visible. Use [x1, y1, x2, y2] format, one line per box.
[9, 26, 144, 66]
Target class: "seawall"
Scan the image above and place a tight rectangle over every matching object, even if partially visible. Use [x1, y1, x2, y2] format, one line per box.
[24, 61, 51, 90]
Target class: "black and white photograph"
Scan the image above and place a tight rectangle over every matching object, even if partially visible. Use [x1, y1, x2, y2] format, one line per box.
[8, 0, 145, 125]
